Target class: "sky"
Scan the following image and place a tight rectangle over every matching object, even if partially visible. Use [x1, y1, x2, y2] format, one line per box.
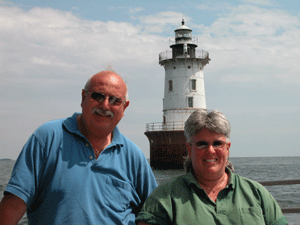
[1, 0, 300, 160]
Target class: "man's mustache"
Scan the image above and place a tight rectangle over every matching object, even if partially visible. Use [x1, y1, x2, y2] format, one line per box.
[92, 108, 114, 118]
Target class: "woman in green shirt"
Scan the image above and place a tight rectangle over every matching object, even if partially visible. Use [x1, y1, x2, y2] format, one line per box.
[136, 109, 288, 225]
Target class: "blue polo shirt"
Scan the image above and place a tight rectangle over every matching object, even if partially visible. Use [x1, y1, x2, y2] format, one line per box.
[5, 113, 157, 224]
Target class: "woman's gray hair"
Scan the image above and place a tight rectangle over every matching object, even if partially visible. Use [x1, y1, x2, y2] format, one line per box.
[184, 109, 231, 142]
[183, 109, 233, 173]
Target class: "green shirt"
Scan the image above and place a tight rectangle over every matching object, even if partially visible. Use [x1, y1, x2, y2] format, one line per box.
[136, 169, 288, 225]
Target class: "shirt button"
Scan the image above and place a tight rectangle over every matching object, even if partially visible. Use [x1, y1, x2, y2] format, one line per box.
[86, 143, 89, 147]
[89, 155, 93, 159]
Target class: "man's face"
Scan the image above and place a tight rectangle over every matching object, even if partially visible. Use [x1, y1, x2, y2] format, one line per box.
[186, 128, 230, 182]
[80, 73, 129, 138]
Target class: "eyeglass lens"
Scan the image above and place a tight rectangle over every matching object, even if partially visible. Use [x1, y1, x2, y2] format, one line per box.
[90, 92, 123, 105]
[195, 141, 226, 150]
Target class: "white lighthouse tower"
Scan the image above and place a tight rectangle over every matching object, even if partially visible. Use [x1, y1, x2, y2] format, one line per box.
[161, 19, 209, 128]
[145, 20, 210, 169]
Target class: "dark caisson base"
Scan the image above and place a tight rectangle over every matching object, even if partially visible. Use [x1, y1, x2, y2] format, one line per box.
[144, 130, 187, 169]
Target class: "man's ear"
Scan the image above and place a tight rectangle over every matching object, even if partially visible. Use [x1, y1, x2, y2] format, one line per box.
[81, 89, 86, 107]
[123, 100, 130, 111]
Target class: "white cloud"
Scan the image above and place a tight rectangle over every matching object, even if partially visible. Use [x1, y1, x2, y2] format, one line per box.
[32, 56, 53, 65]
[195, 4, 300, 84]
[0, 5, 164, 81]
[128, 7, 144, 14]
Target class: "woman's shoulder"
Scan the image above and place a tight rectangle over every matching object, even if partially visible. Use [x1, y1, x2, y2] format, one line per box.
[232, 173, 269, 194]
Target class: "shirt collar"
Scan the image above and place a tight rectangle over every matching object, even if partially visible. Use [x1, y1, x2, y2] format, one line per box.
[63, 113, 124, 148]
[63, 113, 82, 137]
[107, 125, 124, 148]
[185, 166, 234, 190]
[225, 166, 234, 189]
[185, 172, 202, 189]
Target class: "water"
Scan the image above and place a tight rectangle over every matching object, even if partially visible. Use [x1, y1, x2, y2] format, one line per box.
[1, 157, 299, 224]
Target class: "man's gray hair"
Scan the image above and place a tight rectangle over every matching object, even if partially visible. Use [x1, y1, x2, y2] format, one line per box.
[183, 109, 232, 173]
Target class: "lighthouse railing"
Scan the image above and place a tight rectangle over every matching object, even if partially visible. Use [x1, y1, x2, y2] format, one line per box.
[146, 122, 185, 132]
[195, 50, 209, 59]
[169, 37, 198, 46]
[159, 50, 172, 62]
[159, 49, 209, 62]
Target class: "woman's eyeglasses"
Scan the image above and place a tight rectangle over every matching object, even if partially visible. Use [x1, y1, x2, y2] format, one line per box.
[191, 140, 228, 150]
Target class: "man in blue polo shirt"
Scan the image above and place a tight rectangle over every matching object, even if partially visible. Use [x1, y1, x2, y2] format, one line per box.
[0, 71, 157, 224]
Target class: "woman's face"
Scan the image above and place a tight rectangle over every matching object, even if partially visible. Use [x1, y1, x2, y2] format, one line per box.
[186, 128, 231, 182]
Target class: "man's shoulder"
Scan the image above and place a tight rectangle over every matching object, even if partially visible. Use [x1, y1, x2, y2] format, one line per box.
[34, 113, 77, 134]
[114, 128, 141, 152]
[34, 118, 66, 135]
[32, 115, 76, 143]
[113, 129, 150, 170]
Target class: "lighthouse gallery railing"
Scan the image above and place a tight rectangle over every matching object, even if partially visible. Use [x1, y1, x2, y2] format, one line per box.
[146, 122, 185, 132]
[159, 49, 209, 62]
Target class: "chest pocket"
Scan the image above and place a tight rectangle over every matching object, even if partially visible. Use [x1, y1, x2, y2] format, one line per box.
[104, 177, 134, 212]
[240, 206, 265, 224]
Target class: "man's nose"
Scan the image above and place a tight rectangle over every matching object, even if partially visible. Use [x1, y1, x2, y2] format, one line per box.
[101, 97, 110, 109]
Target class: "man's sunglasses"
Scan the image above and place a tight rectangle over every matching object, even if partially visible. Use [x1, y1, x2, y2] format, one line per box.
[85, 91, 125, 106]
[191, 140, 228, 150]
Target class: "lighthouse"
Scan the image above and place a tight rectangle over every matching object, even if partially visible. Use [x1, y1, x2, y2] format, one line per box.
[145, 20, 210, 169]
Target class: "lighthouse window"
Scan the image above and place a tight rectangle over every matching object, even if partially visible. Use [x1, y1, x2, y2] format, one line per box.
[191, 79, 196, 90]
[188, 97, 193, 108]
[183, 33, 192, 38]
[169, 80, 173, 91]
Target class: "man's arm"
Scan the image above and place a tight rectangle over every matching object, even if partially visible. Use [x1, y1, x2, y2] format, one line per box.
[137, 222, 152, 225]
[0, 193, 27, 225]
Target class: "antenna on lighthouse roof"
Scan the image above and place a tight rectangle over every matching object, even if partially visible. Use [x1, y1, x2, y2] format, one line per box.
[182, 18, 185, 25]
